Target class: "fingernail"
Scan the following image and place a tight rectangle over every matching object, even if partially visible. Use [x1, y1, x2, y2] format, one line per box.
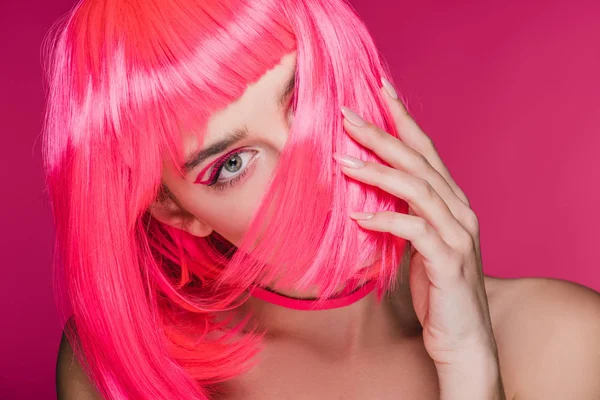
[333, 153, 366, 168]
[341, 106, 367, 127]
[350, 212, 375, 220]
[381, 77, 399, 100]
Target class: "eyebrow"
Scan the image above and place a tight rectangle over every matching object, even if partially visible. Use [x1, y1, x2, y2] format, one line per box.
[182, 128, 248, 174]
[182, 66, 296, 174]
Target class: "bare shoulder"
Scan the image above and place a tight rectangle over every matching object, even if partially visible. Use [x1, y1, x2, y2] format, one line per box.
[483, 276, 600, 399]
[56, 317, 103, 400]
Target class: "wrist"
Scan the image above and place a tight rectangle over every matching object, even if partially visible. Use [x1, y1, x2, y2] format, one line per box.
[436, 348, 505, 400]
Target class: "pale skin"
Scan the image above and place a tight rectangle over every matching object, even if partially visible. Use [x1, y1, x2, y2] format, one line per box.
[57, 51, 600, 399]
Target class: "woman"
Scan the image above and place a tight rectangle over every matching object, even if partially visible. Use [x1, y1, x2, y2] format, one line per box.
[46, 0, 600, 399]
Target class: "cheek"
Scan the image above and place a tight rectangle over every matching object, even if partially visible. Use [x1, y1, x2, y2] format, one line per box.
[186, 150, 279, 247]
[200, 194, 261, 246]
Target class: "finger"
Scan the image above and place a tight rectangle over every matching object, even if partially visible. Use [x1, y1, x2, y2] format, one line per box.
[379, 78, 470, 207]
[349, 211, 460, 286]
[340, 106, 474, 234]
[335, 156, 473, 252]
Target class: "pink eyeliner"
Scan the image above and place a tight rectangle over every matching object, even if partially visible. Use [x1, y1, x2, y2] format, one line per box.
[194, 147, 247, 185]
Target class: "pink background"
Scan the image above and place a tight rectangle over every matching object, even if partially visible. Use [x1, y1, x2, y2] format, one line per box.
[1, 0, 598, 398]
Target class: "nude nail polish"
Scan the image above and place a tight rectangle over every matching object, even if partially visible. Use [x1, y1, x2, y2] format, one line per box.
[381, 77, 399, 100]
[332, 153, 366, 168]
[340, 106, 367, 127]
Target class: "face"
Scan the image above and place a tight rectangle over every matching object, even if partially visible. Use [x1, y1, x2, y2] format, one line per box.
[150, 51, 297, 246]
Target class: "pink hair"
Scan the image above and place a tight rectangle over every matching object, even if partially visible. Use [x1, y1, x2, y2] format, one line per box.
[42, 0, 409, 398]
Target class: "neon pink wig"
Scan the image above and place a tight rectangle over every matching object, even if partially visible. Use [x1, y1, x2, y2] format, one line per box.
[42, 0, 409, 397]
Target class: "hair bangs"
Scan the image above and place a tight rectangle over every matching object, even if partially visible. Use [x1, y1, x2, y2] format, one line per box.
[114, 0, 298, 176]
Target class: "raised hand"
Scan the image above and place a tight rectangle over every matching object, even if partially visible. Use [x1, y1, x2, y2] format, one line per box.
[333, 78, 506, 400]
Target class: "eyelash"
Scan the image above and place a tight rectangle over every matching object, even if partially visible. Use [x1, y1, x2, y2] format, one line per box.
[201, 148, 258, 191]
[195, 91, 296, 191]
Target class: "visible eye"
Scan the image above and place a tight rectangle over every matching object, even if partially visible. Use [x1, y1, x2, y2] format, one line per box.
[215, 151, 254, 182]
[194, 148, 258, 187]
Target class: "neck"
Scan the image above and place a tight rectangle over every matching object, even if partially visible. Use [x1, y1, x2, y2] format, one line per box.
[241, 288, 396, 356]
[236, 258, 418, 357]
